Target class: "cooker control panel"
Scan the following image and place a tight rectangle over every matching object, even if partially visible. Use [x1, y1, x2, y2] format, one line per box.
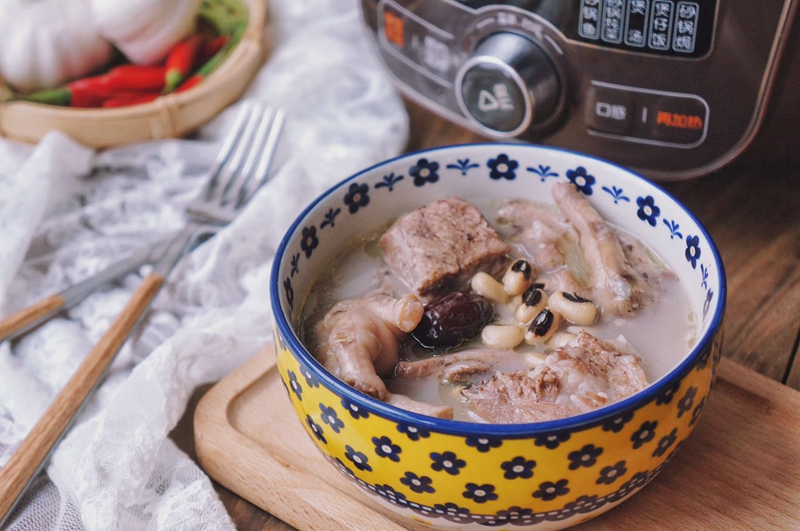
[456, 32, 560, 136]
[363, 0, 796, 179]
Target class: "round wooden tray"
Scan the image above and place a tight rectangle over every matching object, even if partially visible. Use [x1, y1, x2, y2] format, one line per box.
[0, 0, 266, 148]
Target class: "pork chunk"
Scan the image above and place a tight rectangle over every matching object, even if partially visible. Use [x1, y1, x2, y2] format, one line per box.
[396, 349, 520, 382]
[463, 332, 647, 423]
[497, 199, 576, 271]
[379, 197, 510, 297]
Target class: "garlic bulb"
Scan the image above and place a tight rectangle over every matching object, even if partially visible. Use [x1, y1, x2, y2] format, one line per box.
[90, 0, 201, 65]
[0, 0, 113, 92]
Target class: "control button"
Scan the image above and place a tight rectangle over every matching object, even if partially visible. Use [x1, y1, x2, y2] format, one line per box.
[456, 32, 560, 136]
[383, 10, 405, 48]
[586, 87, 634, 135]
[460, 64, 527, 133]
[647, 96, 706, 144]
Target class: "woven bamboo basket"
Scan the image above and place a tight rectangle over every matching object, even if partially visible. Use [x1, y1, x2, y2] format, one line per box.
[0, 0, 266, 148]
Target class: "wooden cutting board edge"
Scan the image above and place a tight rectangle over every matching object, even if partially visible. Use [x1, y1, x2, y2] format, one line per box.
[194, 348, 800, 530]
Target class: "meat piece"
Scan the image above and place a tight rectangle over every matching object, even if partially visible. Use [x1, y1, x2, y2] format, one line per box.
[463, 332, 647, 423]
[548, 268, 592, 301]
[617, 231, 676, 287]
[386, 393, 454, 419]
[395, 349, 520, 382]
[463, 369, 580, 423]
[310, 292, 424, 400]
[497, 200, 576, 271]
[379, 197, 510, 297]
[552, 183, 651, 317]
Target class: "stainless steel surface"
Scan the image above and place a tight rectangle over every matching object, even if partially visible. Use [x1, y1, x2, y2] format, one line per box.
[362, 0, 799, 179]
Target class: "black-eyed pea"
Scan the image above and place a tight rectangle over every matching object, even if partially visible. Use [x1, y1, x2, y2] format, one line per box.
[516, 285, 548, 323]
[524, 308, 563, 345]
[548, 291, 597, 326]
[471, 272, 508, 303]
[546, 331, 578, 351]
[481, 325, 524, 349]
[502, 259, 535, 296]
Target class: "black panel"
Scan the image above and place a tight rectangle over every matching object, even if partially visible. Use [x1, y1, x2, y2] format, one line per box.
[455, 0, 716, 58]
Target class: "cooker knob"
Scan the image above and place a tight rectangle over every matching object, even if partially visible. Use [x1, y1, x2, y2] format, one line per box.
[456, 32, 560, 136]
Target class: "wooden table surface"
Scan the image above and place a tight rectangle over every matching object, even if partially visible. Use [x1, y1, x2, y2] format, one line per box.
[172, 100, 800, 530]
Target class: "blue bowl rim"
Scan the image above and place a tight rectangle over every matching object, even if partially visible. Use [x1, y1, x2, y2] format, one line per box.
[270, 142, 727, 437]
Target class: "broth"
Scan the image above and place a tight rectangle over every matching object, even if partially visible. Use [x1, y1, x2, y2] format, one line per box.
[300, 199, 697, 422]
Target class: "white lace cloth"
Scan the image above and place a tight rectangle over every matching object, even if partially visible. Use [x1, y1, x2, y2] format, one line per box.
[0, 1, 408, 529]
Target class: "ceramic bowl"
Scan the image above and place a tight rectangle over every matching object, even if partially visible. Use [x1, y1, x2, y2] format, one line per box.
[270, 144, 726, 530]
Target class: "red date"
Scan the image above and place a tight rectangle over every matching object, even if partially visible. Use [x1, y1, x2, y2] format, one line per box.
[411, 291, 493, 350]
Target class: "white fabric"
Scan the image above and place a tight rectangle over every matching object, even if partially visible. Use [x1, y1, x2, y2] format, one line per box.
[0, 0, 408, 529]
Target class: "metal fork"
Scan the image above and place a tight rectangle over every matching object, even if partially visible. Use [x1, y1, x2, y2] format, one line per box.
[0, 100, 285, 526]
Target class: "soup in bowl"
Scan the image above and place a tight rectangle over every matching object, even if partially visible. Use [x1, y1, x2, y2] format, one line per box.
[270, 144, 725, 529]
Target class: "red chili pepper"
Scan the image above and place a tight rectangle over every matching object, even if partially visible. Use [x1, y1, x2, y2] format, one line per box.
[107, 65, 167, 91]
[175, 75, 203, 93]
[101, 92, 160, 108]
[198, 35, 229, 65]
[25, 76, 113, 107]
[164, 34, 202, 92]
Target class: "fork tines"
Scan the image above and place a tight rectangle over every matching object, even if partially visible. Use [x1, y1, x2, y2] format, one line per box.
[200, 101, 285, 214]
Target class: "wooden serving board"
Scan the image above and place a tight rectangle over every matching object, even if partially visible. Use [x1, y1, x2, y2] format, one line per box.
[194, 349, 800, 530]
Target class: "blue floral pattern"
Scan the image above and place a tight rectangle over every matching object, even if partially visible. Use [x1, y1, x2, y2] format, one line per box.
[677, 387, 698, 418]
[596, 460, 627, 485]
[465, 436, 502, 452]
[320, 207, 340, 229]
[501, 457, 536, 479]
[290, 253, 300, 277]
[532, 479, 570, 501]
[300, 226, 318, 259]
[567, 444, 603, 470]
[430, 451, 466, 475]
[409, 158, 440, 187]
[401, 472, 435, 494]
[397, 423, 430, 441]
[631, 421, 658, 449]
[602, 185, 630, 204]
[301, 365, 319, 388]
[663, 219, 683, 239]
[343, 182, 370, 214]
[446, 158, 479, 176]
[305, 415, 326, 444]
[566, 166, 596, 195]
[526, 164, 559, 181]
[342, 397, 369, 419]
[345, 445, 372, 472]
[283, 277, 294, 309]
[534, 432, 570, 449]
[287, 370, 302, 400]
[690, 397, 706, 427]
[319, 404, 344, 433]
[636, 196, 661, 227]
[375, 172, 404, 191]
[685, 235, 702, 269]
[602, 411, 633, 433]
[652, 428, 678, 457]
[463, 483, 498, 504]
[373, 436, 402, 462]
[487, 154, 519, 180]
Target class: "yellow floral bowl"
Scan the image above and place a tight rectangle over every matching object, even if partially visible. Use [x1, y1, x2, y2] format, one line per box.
[270, 144, 726, 529]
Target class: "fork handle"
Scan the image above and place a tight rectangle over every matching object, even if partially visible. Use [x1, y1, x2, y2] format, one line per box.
[0, 295, 66, 341]
[0, 273, 164, 526]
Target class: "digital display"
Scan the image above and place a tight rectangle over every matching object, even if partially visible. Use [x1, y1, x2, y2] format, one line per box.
[455, 0, 716, 58]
